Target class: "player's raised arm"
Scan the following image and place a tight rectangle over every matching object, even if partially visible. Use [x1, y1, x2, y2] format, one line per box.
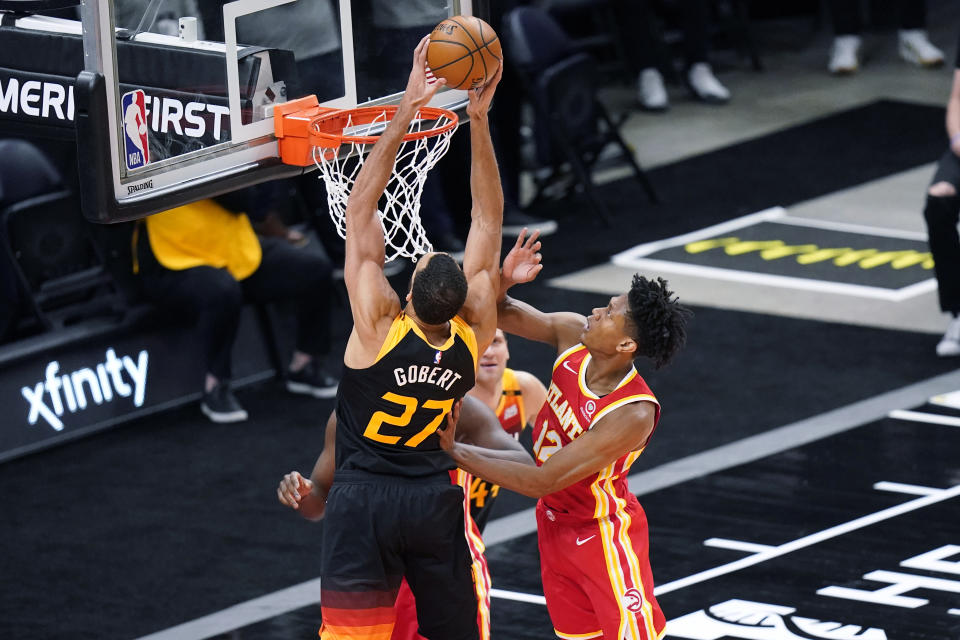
[497, 230, 586, 351]
[343, 36, 446, 344]
[459, 64, 505, 353]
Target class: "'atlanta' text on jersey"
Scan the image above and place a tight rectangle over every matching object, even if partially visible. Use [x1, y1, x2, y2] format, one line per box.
[532, 344, 660, 519]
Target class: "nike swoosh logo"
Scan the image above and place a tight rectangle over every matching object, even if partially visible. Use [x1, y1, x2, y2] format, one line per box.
[576, 535, 595, 546]
[562, 361, 578, 375]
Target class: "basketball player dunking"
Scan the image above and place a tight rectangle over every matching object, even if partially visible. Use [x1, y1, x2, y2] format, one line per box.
[441, 231, 692, 640]
[294, 37, 505, 640]
[390, 329, 547, 640]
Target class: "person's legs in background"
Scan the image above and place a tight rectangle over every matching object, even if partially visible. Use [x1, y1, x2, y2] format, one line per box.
[923, 150, 960, 356]
[616, 0, 728, 108]
[613, 0, 670, 111]
[241, 236, 339, 396]
[895, 0, 943, 69]
[828, 0, 942, 74]
[827, 0, 864, 74]
[136, 230, 248, 422]
[679, 0, 730, 104]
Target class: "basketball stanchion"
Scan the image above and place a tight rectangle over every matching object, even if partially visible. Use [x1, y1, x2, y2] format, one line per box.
[275, 96, 458, 262]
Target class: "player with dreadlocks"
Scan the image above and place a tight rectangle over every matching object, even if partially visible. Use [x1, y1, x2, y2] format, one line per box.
[440, 230, 692, 640]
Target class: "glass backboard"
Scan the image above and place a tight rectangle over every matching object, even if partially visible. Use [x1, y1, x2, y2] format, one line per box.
[0, 0, 485, 222]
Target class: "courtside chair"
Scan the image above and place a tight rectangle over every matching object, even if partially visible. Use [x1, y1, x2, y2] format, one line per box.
[1, 190, 124, 332]
[504, 5, 659, 225]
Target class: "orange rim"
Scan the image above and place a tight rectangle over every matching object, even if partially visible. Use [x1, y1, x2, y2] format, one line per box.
[307, 105, 458, 149]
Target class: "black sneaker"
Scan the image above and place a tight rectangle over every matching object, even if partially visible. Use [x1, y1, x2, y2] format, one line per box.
[287, 361, 339, 398]
[201, 382, 249, 423]
[502, 209, 558, 237]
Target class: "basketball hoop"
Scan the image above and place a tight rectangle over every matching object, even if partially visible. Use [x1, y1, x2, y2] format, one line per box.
[276, 96, 459, 262]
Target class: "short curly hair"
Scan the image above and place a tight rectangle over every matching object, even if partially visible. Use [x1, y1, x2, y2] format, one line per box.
[625, 275, 692, 369]
[411, 253, 468, 324]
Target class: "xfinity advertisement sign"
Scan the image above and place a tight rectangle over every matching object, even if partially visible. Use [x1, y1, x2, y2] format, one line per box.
[21, 348, 149, 432]
[0, 310, 274, 462]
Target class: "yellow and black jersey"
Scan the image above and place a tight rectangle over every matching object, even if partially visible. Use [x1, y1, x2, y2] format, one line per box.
[335, 312, 478, 478]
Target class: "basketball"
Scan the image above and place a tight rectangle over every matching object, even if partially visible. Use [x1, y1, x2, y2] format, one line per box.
[427, 16, 501, 91]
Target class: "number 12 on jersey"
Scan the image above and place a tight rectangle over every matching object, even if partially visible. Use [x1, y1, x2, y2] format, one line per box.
[533, 420, 562, 462]
[364, 392, 455, 448]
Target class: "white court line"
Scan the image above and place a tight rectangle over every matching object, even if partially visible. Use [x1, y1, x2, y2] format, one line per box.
[605, 258, 934, 302]
[888, 409, 960, 427]
[654, 484, 960, 596]
[703, 538, 775, 553]
[949, 609, 960, 616]
[873, 481, 944, 496]
[772, 215, 930, 241]
[134, 368, 960, 639]
[489, 588, 547, 605]
[134, 578, 323, 640]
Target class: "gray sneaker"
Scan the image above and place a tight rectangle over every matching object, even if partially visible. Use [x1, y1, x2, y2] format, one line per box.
[936, 317, 960, 357]
[287, 361, 339, 398]
[201, 382, 249, 423]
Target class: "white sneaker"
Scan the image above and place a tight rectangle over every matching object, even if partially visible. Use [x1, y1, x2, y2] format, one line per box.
[898, 29, 944, 67]
[638, 68, 669, 111]
[936, 316, 960, 357]
[686, 62, 730, 104]
[828, 35, 861, 74]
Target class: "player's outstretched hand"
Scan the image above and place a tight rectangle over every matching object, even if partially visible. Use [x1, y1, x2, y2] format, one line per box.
[277, 471, 313, 510]
[438, 398, 462, 451]
[466, 62, 503, 121]
[402, 35, 446, 112]
[501, 228, 543, 288]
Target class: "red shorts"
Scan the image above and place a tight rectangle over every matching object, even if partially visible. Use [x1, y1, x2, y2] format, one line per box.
[536, 500, 665, 640]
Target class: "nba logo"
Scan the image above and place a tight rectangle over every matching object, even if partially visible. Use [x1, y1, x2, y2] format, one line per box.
[121, 90, 149, 170]
[434, 350, 442, 365]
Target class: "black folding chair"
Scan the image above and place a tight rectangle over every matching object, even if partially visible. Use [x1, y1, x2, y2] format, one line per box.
[503, 5, 658, 224]
[2, 190, 125, 331]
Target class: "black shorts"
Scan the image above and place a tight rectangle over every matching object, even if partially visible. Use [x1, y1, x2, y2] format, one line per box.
[320, 470, 479, 640]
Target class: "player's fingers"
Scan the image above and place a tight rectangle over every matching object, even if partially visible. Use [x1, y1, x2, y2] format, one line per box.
[414, 34, 430, 61]
[277, 487, 298, 508]
[513, 229, 527, 249]
[525, 229, 541, 247]
[530, 240, 542, 253]
[482, 62, 503, 92]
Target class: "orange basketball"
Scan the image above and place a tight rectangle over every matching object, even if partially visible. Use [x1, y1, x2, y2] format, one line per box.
[427, 16, 501, 90]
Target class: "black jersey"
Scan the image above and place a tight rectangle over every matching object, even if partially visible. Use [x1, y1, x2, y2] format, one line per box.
[335, 312, 478, 478]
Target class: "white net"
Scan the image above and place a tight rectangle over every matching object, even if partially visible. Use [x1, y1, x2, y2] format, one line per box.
[312, 108, 458, 262]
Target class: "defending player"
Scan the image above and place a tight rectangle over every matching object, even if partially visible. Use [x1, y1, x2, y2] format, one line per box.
[313, 37, 504, 640]
[441, 231, 692, 640]
[464, 328, 547, 529]
[277, 397, 531, 640]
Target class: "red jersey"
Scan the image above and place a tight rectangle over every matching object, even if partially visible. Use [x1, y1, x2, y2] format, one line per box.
[532, 344, 660, 520]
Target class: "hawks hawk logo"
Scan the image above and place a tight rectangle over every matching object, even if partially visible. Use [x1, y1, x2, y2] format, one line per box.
[622, 588, 644, 613]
